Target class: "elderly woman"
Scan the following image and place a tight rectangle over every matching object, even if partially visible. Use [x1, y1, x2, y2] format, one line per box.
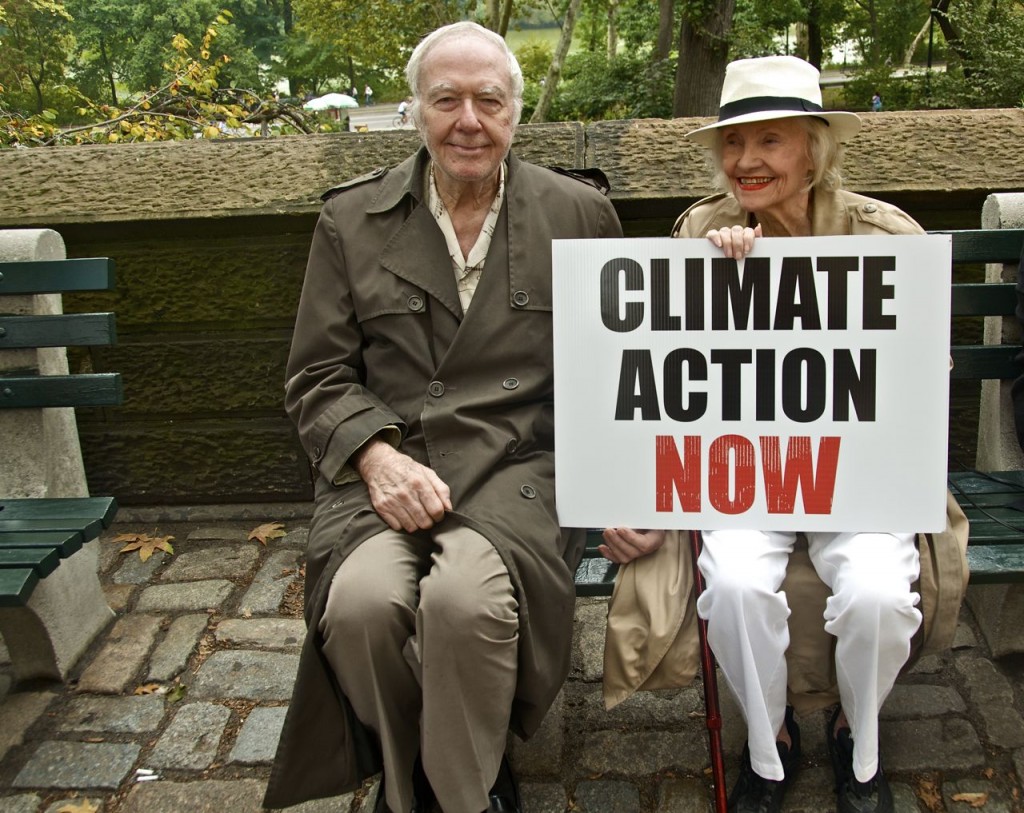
[602, 56, 965, 813]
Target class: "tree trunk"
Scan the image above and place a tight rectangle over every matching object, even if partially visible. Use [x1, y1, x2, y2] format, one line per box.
[806, 0, 823, 69]
[498, 0, 513, 37]
[529, 0, 583, 123]
[655, 0, 675, 61]
[607, 0, 619, 61]
[672, 0, 736, 117]
[485, 0, 500, 31]
[99, 38, 118, 106]
[903, 13, 932, 66]
[930, 0, 967, 60]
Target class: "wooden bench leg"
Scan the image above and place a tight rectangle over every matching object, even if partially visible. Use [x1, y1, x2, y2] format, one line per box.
[0, 540, 113, 682]
[967, 584, 1024, 658]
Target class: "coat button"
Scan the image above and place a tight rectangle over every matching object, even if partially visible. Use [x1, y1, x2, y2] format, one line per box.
[512, 290, 530, 307]
[520, 484, 536, 499]
[313, 445, 323, 460]
[506, 438, 519, 454]
[408, 295, 424, 312]
[502, 377, 519, 390]
[428, 381, 445, 397]
[862, 203, 877, 213]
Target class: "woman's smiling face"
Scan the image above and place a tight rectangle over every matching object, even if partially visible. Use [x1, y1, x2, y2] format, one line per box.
[719, 117, 814, 219]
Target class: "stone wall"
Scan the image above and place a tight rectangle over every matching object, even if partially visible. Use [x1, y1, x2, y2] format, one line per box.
[1, 110, 1022, 504]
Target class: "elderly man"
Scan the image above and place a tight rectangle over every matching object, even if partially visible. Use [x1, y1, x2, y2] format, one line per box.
[262, 21, 623, 813]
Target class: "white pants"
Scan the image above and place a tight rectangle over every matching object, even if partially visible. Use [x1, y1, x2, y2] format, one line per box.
[697, 530, 921, 782]
[319, 526, 519, 813]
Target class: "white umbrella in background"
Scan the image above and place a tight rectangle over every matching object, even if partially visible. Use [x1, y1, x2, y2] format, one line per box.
[303, 92, 360, 111]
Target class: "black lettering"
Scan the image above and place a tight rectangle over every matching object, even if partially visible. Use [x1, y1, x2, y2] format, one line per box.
[774, 256, 821, 330]
[710, 349, 751, 420]
[651, 258, 681, 331]
[711, 256, 770, 330]
[600, 257, 644, 332]
[663, 349, 708, 421]
[756, 348, 775, 420]
[833, 349, 877, 421]
[863, 256, 897, 329]
[781, 348, 826, 422]
[685, 258, 705, 330]
[817, 256, 859, 329]
[615, 349, 660, 420]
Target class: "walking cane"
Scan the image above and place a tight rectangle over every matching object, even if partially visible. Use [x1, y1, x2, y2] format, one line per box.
[688, 529, 728, 813]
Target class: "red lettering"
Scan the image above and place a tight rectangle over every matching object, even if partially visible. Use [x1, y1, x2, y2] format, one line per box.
[655, 435, 701, 512]
[760, 436, 841, 514]
[708, 434, 756, 514]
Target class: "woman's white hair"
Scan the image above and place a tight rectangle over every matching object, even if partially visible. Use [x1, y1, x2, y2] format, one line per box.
[404, 21, 524, 129]
[710, 116, 846, 193]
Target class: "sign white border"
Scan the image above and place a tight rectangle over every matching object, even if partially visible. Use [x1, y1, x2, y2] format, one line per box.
[553, 235, 951, 532]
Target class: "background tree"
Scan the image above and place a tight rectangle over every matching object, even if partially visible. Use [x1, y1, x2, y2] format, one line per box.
[0, 0, 74, 113]
[529, 0, 582, 122]
[673, 0, 736, 116]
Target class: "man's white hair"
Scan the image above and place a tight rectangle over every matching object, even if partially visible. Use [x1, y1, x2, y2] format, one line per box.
[404, 21, 524, 129]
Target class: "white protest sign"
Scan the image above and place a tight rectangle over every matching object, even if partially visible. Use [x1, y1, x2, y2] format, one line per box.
[553, 234, 951, 532]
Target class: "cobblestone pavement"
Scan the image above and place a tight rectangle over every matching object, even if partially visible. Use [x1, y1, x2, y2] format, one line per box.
[2, 506, 1023, 812]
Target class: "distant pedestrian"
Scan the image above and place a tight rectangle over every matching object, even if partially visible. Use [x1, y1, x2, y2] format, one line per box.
[364, 84, 374, 105]
[871, 91, 883, 112]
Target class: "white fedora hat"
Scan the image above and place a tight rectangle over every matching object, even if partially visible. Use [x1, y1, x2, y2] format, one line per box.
[686, 55, 861, 147]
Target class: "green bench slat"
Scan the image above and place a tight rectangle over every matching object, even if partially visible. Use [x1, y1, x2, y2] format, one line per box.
[950, 345, 1018, 381]
[0, 568, 40, 607]
[0, 497, 119, 526]
[942, 229, 1024, 264]
[0, 530, 84, 557]
[0, 258, 115, 294]
[0, 373, 123, 408]
[0, 313, 117, 349]
[0, 518, 104, 539]
[951, 283, 1017, 317]
[966, 545, 1024, 583]
[0, 547, 61, 577]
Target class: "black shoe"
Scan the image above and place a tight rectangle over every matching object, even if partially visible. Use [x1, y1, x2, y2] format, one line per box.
[374, 757, 436, 813]
[727, 706, 801, 813]
[827, 707, 894, 813]
[484, 755, 521, 813]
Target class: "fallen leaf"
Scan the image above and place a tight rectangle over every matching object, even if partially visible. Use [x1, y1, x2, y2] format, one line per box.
[918, 777, 943, 812]
[116, 533, 174, 562]
[56, 803, 97, 813]
[134, 682, 162, 695]
[249, 521, 286, 545]
[57, 801, 100, 813]
[166, 682, 187, 704]
[951, 791, 989, 808]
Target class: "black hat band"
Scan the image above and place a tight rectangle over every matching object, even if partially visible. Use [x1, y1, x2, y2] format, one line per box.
[718, 95, 824, 121]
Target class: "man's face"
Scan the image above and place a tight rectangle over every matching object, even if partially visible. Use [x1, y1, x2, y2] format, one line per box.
[417, 35, 515, 189]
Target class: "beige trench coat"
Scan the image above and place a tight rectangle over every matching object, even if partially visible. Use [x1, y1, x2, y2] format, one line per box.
[604, 189, 969, 712]
[265, 149, 623, 808]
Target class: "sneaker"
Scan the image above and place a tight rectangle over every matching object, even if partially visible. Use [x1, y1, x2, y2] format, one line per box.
[727, 706, 801, 813]
[827, 706, 894, 813]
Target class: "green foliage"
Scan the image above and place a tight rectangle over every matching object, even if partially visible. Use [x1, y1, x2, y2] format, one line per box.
[543, 48, 673, 122]
[0, 0, 75, 114]
[842, 3, 1024, 111]
[0, 11, 314, 147]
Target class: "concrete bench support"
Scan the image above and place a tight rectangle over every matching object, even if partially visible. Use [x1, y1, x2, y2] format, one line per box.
[0, 229, 114, 681]
[969, 193, 1024, 657]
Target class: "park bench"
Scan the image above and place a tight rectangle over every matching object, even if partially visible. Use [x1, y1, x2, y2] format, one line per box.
[573, 227, 1024, 596]
[0, 245, 122, 682]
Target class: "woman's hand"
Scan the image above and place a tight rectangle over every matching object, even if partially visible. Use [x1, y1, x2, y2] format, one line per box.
[706, 223, 762, 260]
[599, 527, 667, 564]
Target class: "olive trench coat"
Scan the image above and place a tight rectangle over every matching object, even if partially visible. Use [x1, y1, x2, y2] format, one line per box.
[264, 148, 623, 808]
[603, 189, 970, 712]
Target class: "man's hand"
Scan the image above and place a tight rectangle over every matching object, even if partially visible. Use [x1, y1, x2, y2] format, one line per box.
[354, 439, 452, 532]
[599, 528, 667, 564]
[706, 223, 762, 260]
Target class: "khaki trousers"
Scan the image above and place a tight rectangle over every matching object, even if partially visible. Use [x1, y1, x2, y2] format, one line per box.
[319, 525, 519, 813]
